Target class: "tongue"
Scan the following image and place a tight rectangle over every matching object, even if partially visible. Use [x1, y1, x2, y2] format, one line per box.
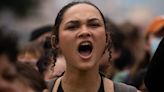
[79, 50, 91, 56]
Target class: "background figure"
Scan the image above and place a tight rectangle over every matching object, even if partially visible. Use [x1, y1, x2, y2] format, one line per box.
[112, 47, 134, 83]
[18, 25, 53, 70]
[143, 16, 164, 92]
[29, 25, 53, 47]
[15, 62, 48, 92]
[144, 16, 164, 57]
[144, 37, 164, 92]
[116, 21, 150, 92]
[0, 28, 21, 92]
[120, 22, 146, 67]
[17, 42, 43, 70]
[145, 28, 164, 92]
[0, 28, 44, 92]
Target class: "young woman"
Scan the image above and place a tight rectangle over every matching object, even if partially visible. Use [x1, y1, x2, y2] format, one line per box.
[50, 1, 139, 92]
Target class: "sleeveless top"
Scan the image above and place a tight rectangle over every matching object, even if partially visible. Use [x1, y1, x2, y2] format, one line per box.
[48, 76, 137, 92]
[57, 75, 104, 92]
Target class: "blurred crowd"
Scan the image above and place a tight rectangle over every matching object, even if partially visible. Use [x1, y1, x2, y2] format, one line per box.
[0, 5, 164, 91]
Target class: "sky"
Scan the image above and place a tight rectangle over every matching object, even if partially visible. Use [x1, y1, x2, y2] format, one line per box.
[0, 0, 163, 45]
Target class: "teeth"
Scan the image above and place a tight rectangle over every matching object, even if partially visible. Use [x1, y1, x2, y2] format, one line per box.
[78, 41, 93, 58]
[81, 42, 91, 46]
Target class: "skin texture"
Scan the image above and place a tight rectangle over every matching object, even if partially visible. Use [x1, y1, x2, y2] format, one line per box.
[58, 4, 106, 72]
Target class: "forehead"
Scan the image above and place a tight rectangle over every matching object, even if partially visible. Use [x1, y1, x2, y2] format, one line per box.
[63, 3, 103, 20]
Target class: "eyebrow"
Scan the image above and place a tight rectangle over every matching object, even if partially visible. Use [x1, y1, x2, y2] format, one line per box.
[87, 18, 101, 23]
[65, 18, 102, 25]
[65, 20, 79, 25]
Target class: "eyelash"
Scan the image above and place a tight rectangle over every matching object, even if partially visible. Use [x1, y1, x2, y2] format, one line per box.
[88, 23, 100, 28]
[67, 25, 78, 30]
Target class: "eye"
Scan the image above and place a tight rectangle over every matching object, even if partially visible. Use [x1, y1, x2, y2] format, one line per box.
[66, 25, 79, 30]
[88, 22, 101, 28]
[65, 21, 80, 31]
[87, 18, 102, 28]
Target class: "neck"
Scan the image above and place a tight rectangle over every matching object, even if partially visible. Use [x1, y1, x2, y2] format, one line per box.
[61, 70, 101, 92]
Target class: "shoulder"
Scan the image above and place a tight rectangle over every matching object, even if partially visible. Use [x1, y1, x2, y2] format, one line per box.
[46, 77, 61, 92]
[114, 82, 139, 92]
[103, 77, 139, 92]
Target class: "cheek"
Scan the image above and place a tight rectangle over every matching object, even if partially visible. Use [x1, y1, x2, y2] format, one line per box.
[97, 31, 106, 46]
[58, 32, 75, 52]
[59, 31, 68, 45]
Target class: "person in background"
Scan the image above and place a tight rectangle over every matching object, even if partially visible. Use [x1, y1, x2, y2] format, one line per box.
[15, 62, 48, 92]
[17, 42, 43, 70]
[0, 28, 44, 92]
[49, 1, 139, 92]
[144, 37, 164, 92]
[144, 15, 164, 57]
[117, 22, 149, 92]
[17, 25, 53, 70]
[29, 25, 53, 47]
[144, 16, 164, 92]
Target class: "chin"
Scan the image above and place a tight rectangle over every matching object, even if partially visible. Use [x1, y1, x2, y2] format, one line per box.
[77, 62, 97, 72]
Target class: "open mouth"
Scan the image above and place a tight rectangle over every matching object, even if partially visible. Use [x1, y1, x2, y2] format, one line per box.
[78, 41, 93, 58]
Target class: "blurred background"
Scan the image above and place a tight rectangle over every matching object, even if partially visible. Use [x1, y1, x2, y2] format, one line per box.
[0, 0, 163, 45]
[1, 1, 164, 92]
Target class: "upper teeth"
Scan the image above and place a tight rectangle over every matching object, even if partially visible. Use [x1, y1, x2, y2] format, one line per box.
[81, 42, 90, 45]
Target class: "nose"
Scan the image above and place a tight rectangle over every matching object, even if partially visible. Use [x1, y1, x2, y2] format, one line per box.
[78, 26, 91, 38]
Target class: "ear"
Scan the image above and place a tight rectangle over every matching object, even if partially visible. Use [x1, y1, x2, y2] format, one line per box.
[51, 35, 59, 49]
